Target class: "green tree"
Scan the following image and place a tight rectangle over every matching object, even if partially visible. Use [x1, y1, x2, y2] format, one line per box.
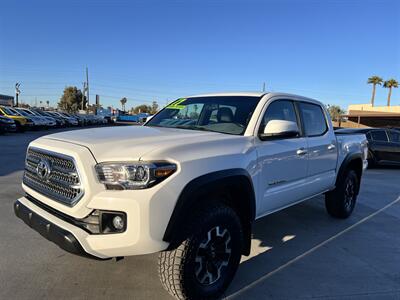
[58, 86, 85, 112]
[367, 76, 383, 106]
[120, 97, 127, 111]
[327, 104, 345, 122]
[383, 78, 399, 106]
[151, 101, 159, 114]
[133, 104, 151, 114]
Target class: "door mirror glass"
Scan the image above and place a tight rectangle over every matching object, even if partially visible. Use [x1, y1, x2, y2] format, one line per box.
[259, 120, 299, 140]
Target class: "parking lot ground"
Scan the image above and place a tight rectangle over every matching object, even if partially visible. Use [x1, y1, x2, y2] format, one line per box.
[1, 128, 400, 300]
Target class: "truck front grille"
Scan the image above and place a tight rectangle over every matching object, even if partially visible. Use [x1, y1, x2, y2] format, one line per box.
[23, 148, 84, 206]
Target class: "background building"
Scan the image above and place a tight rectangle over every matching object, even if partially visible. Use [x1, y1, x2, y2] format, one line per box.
[0, 94, 14, 106]
[342, 103, 400, 128]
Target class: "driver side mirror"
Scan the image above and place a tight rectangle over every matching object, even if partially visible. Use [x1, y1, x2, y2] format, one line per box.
[259, 120, 299, 141]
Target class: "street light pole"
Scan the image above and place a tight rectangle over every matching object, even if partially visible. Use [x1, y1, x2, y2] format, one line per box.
[15, 83, 21, 107]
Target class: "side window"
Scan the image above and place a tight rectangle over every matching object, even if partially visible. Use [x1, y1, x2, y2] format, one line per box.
[370, 130, 388, 142]
[389, 130, 400, 143]
[259, 100, 298, 134]
[298, 102, 328, 136]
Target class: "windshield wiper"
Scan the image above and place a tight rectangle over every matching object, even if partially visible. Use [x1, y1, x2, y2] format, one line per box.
[174, 125, 205, 130]
[174, 125, 221, 133]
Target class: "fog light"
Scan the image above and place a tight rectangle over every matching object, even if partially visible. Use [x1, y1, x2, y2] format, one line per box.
[100, 212, 127, 233]
[112, 215, 124, 230]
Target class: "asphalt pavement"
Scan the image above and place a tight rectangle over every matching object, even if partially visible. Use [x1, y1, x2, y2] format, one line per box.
[1, 128, 399, 299]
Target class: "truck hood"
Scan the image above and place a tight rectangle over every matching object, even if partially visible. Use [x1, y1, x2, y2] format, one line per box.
[42, 125, 232, 162]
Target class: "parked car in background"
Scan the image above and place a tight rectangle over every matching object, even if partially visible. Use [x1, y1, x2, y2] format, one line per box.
[336, 128, 400, 167]
[0, 115, 17, 133]
[48, 111, 78, 126]
[12, 108, 48, 129]
[28, 109, 58, 128]
[0, 106, 34, 132]
[32, 109, 66, 127]
[73, 114, 88, 126]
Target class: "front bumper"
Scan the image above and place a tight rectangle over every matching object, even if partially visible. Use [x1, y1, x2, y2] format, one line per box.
[2, 123, 17, 132]
[24, 122, 35, 129]
[14, 199, 104, 260]
[14, 193, 170, 259]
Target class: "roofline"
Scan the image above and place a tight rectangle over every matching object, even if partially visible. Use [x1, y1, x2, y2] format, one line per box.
[179, 91, 323, 105]
[183, 91, 268, 98]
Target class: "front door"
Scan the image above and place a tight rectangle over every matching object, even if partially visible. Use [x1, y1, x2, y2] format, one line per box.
[256, 99, 309, 216]
[387, 130, 400, 164]
[370, 130, 391, 162]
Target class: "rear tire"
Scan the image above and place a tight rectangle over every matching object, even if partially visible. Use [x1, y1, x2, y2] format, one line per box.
[158, 204, 243, 300]
[325, 170, 359, 219]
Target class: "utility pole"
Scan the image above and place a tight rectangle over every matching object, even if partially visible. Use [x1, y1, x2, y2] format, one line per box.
[86, 67, 89, 111]
[262, 82, 266, 92]
[15, 83, 21, 107]
[82, 82, 87, 110]
[95, 94, 100, 115]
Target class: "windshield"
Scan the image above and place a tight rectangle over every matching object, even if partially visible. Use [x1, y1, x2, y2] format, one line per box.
[19, 109, 35, 116]
[146, 96, 261, 135]
[15, 109, 30, 116]
[30, 111, 41, 116]
[1, 107, 20, 116]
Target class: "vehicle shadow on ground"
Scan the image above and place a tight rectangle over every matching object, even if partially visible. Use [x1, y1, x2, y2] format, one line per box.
[224, 195, 379, 298]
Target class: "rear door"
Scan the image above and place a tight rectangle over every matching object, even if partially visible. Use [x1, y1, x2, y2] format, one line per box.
[297, 102, 337, 194]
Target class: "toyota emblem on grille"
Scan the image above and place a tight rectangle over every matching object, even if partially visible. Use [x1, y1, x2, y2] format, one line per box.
[36, 159, 52, 181]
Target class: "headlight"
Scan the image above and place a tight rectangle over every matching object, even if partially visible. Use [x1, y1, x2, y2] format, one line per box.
[95, 161, 177, 190]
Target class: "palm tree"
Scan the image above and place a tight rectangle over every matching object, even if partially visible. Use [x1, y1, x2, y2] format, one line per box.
[383, 79, 399, 106]
[120, 97, 127, 111]
[367, 76, 383, 106]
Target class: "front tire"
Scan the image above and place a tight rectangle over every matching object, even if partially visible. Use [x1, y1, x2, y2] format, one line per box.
[325, 170, 359, 219]
[158, 204, 243, 300]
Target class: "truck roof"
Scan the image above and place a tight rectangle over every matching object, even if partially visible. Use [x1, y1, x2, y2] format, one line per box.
[186, 92, 266, 98]
[185, 92, 323, 105]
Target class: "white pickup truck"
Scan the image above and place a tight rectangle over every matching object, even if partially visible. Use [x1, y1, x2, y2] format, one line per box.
[15, 92, 368, 300]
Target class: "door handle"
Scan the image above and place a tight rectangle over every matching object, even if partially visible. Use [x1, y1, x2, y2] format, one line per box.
[296, 148, 308, 156]
[328, 144, 336, 150]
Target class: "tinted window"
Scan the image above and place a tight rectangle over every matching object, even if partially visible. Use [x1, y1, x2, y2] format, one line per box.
[259, 100, 298, 134]
[146, 96, 261, 135]
[389, 130, 400, 143]
[299, 102, 328, 136]
[370, 130, 388, 142]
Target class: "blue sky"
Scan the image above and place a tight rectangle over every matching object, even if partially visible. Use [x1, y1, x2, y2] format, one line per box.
[1, 0, 399, 110]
